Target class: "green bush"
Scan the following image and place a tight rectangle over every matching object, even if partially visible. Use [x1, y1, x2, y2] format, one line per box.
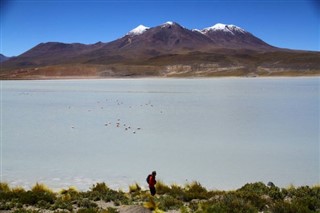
[168, 184, 185, 200]
[155, 180, 171, 195]
[77, 198, 98, 208]
[0, 182, 10, 193]
[91, 182, 109, 193]
[12, 210, 41, 213]
[237, 182, 269, 196]
[0, 201, 15, 210]
[291, 193, 320, 211]
[202, 202, 258, 213]
[106, 207, 119, 213]
[82, 183, 129, 205]
[52, 197, 73, 211]
[17, 183, 56, 207]
[19, 190, 56, 206]
[77, 208, 100, 213]
[143, 196, 157, 211]
[0, 182, 12, 201]
[31, 183, 53, 194]
[236, 191, 266, 211]
[158, 195, 183, 210]
[183, 181, 209, 201]
[204, 193, 259, 213]
[268, 186, 284, 200]
[0, 181, 319, 212]
[129, 183, 141, 194]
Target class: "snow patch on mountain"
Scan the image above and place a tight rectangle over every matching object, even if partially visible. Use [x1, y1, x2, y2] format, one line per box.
[164, 21, 174, 25]
[192, 29, 203, 33]
[202, 23, 246, 34]
[161, 21, 174, 28]
[161, 21, 182, 28]
[127, 25, 150, 36]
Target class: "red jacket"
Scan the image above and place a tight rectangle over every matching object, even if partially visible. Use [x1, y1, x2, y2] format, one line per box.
[148, 175, 156, 187]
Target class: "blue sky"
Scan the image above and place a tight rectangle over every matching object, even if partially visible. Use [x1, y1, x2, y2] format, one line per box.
[1, 0, 319, 56]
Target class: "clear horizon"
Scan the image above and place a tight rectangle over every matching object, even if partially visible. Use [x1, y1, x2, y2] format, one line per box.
[0, 0, 319, 57]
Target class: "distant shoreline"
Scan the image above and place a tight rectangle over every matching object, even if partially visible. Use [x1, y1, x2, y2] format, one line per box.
[1, 74, 319, 81]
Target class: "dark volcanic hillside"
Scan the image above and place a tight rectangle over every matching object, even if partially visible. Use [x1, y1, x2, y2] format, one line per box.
[0, 54, 10, 63]
[116, 22, 214, 54]
[63, 22, 275, 64]
[3, 42, 105, 68]
[78, 22, 216, 64]
[1, 21, 319, 79]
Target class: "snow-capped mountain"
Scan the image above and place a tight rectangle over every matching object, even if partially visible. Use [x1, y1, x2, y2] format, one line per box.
[160, 21, 186, 28]
[127, 25, 150, 36]
[162, 21, 175, 26]
[2, 21, 275, 70]
[2, 21, 319, 79]
[201, 23, 246, 34]
[119, 21, 272, 53]
[198, 23, 270, 49]
[4, 21, 275, 65]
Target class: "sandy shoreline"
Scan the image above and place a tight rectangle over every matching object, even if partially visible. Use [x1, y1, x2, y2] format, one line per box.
[1, 74, 319, 81]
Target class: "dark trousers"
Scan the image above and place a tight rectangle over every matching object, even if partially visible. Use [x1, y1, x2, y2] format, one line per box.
[149, 186, 156, 196]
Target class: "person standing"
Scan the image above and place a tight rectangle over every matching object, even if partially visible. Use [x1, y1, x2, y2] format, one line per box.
[147, 171, 157, 196]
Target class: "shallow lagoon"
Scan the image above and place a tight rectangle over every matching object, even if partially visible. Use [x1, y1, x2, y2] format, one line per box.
[1, 78, 319, 190]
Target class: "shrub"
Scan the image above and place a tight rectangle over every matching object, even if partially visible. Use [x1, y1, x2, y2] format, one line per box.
[155, 180, 171, 195]
[268, 186, 284, 200]
[1, 181, 319, 213]
[77, 208, 100, 213]
[168, 184, 185, 200]
[52, 198, 73, 211]
[12, 210, 41, 213]
[271, 200, 307, 213]
[31, 183, 53, 194]
[215, 193, 258, 213]
[19, 191, 36, 205]
[77, 198, 98, 208]
[60, 186, 78, 195]
[19, 183, 56, 206]
[158, 195, 183, 211]
[143, 196, 157, 211]
[186, 181, 207, 194]
[60, 186, 79, 202]
[129, 183, 141, 193]
[237, 182, 269, 196]
[183, 181, 209, 201]
[0, 201, 15, 210]
[91, 182, 109, 193]
[0, 183, 13, 201]
[106, 207, 118, 213]
[0, 182, 10, 193]
[83, 183, 129, 205]
[180, 205, 191, 213]
[291, 192, 320, 211]
[12, 186, 26, 194]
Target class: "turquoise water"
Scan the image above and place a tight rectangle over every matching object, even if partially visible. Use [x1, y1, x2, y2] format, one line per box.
[1, 78, 319, 190]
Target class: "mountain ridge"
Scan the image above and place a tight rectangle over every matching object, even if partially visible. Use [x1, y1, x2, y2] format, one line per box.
[1, 21, 319, 79]
[0, 54, 11, 63]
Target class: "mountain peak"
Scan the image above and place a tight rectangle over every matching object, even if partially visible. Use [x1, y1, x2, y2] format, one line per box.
[202, 23, 246, 34]
[163, 21, 175, 25]
[127, 25, 150, 36]
[160, 21, 183, 27]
